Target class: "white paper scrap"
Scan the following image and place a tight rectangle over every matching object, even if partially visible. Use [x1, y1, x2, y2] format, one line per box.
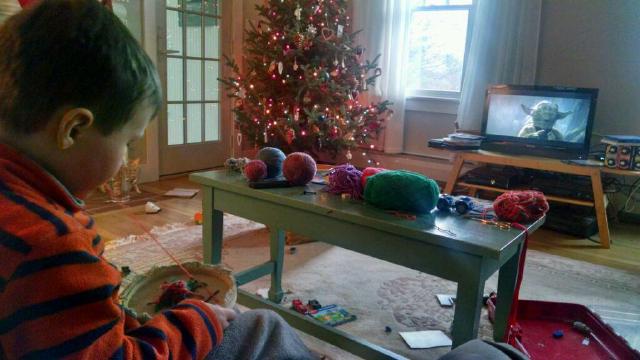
[164, 188, 199, 198]
[436, 294, 455, 307]
[399, 330, 452, 349]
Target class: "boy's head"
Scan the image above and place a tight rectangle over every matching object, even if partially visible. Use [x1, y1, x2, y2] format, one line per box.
[0, 0, 161, 198]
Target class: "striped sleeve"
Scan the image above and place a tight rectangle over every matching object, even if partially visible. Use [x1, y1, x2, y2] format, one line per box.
[0, 216, 223, 359]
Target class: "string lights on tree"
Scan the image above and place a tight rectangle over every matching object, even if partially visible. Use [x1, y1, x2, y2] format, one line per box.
[219, 0, 392, 164]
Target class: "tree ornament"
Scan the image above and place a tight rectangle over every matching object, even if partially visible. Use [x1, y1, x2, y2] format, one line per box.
[286, 128, 296, 144]
[346, 150, 353, 161]
[268, 61, 276, 73]
[321, 27, 334, 41]
[294, 33, 306, 49]
[307, 24, 317, 36]
[303, 95, 311, 104]
[294, 5, 302, 20]
[293, 58, 299, 71]
[317, 114, 326, 122]
[337, 24, 344, 38]
[278, 61, 284, 74]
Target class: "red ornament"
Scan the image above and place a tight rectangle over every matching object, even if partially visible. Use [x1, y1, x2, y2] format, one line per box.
[286, 128, 296, 144]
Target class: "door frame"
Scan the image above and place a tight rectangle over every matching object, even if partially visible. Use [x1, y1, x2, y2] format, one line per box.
[157, 0, 233, 176]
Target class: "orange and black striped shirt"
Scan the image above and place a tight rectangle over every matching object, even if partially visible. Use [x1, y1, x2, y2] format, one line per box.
[0, 143, 223, 359]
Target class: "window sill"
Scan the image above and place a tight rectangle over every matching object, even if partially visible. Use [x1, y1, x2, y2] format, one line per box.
[405, 96, 460, 115]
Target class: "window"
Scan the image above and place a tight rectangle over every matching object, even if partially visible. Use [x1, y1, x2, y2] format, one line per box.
[406, 0, 473, 99]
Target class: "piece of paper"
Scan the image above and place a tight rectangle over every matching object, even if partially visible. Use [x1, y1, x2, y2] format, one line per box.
[436, 294, 455, 307]
[399, 330, 452, 349]
[164, 188, 199, 198]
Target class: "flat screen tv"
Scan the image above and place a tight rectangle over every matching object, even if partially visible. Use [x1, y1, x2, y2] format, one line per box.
[481, 85, 598, 159]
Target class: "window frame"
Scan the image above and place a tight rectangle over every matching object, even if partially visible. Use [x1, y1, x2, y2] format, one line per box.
[406, 2, 475, 101]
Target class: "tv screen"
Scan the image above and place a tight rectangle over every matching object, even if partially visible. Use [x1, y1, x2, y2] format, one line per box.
[481, 85, 598, 159]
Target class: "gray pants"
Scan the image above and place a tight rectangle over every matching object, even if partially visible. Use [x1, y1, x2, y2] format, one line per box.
[207, 309, 318, 360]
[438, 339, 528, 360]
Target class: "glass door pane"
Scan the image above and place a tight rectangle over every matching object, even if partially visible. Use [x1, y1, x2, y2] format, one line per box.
[167, 104, 184, 145]
[166, 10, 183, 55]
[205, 103, 219, 141]
[204, 17, 219, 58]
[187, 104, 202, 143]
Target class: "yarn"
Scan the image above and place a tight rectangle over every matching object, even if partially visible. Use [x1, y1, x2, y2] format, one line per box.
[361, 167, 386, 189]
[257, 147, 286, 178]
[493, 191, 549, 223]
[283, 152, 317, 185]
[243, 160, 268, 182]
[150, 279, 217, 312]
[326, 164, 363, 199]
[363, 170, 440, 214]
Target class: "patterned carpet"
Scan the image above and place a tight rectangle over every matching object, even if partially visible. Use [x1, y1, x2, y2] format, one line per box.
[105, 215, 640, 359]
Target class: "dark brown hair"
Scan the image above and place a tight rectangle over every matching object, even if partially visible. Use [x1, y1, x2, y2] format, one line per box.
[0, 0, 162, 135]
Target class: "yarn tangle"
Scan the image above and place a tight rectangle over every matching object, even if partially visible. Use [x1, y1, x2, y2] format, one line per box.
[493, 191, 549, 223]
[326, 164, 363, 199]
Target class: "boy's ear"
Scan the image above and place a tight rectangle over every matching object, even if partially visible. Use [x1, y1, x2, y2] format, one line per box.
[56, 108, 94, 150]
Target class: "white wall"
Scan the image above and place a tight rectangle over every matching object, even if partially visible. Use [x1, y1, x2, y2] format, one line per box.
[0, 0, 19, 23]
[536, 0, 640, 138]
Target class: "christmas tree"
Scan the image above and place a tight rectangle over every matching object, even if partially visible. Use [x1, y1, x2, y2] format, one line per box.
[220, 0, 392, 158]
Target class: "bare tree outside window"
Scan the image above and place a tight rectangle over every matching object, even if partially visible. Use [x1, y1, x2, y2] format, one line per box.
[407, 0, 473, 98]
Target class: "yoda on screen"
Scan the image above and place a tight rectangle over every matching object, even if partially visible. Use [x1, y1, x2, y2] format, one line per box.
[517, 101, 572, 141]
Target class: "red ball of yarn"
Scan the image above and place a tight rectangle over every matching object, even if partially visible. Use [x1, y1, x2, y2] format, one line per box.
[283, 152, 317, 185]
[361, 167, 386, 188]
[243, 160, 267, 182]
[493, 191, 549, 223]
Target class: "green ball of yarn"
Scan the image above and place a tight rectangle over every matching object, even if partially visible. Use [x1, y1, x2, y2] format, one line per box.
[363, 170, 440, 214]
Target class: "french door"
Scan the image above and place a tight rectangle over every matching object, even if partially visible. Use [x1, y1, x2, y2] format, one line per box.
[159, 0, 230, 175]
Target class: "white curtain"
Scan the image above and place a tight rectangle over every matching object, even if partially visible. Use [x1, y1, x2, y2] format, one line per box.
[353, 0, 410, 154]
[456, 0, 542, 132]
[0, 0, 21, 24]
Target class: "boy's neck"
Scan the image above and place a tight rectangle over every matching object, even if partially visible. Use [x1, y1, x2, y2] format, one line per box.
[0, 125, 70, 190]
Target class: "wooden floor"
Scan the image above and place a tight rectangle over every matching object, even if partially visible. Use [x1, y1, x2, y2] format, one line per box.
[93, 175, 640, 274]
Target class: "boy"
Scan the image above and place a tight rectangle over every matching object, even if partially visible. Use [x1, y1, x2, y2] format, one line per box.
[0, 1, 315, 359]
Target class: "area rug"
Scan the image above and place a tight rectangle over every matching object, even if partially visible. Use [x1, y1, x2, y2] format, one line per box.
[105, 216, 640, 359]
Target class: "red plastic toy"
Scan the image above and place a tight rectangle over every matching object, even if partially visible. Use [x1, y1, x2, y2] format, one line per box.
[497, 224, 639, 359]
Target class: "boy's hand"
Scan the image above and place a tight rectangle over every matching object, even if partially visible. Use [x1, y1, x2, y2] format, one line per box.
[205, 303, 237, 329]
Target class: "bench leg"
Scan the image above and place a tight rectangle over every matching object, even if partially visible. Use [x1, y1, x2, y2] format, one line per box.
[268, 228, 286, 303]
[493, 244, 521, 342]
[452, 270, 485, 348]
[591, 171, 611, 248]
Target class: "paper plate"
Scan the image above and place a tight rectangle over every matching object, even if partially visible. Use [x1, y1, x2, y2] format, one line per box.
[120, 262, 236, 317]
